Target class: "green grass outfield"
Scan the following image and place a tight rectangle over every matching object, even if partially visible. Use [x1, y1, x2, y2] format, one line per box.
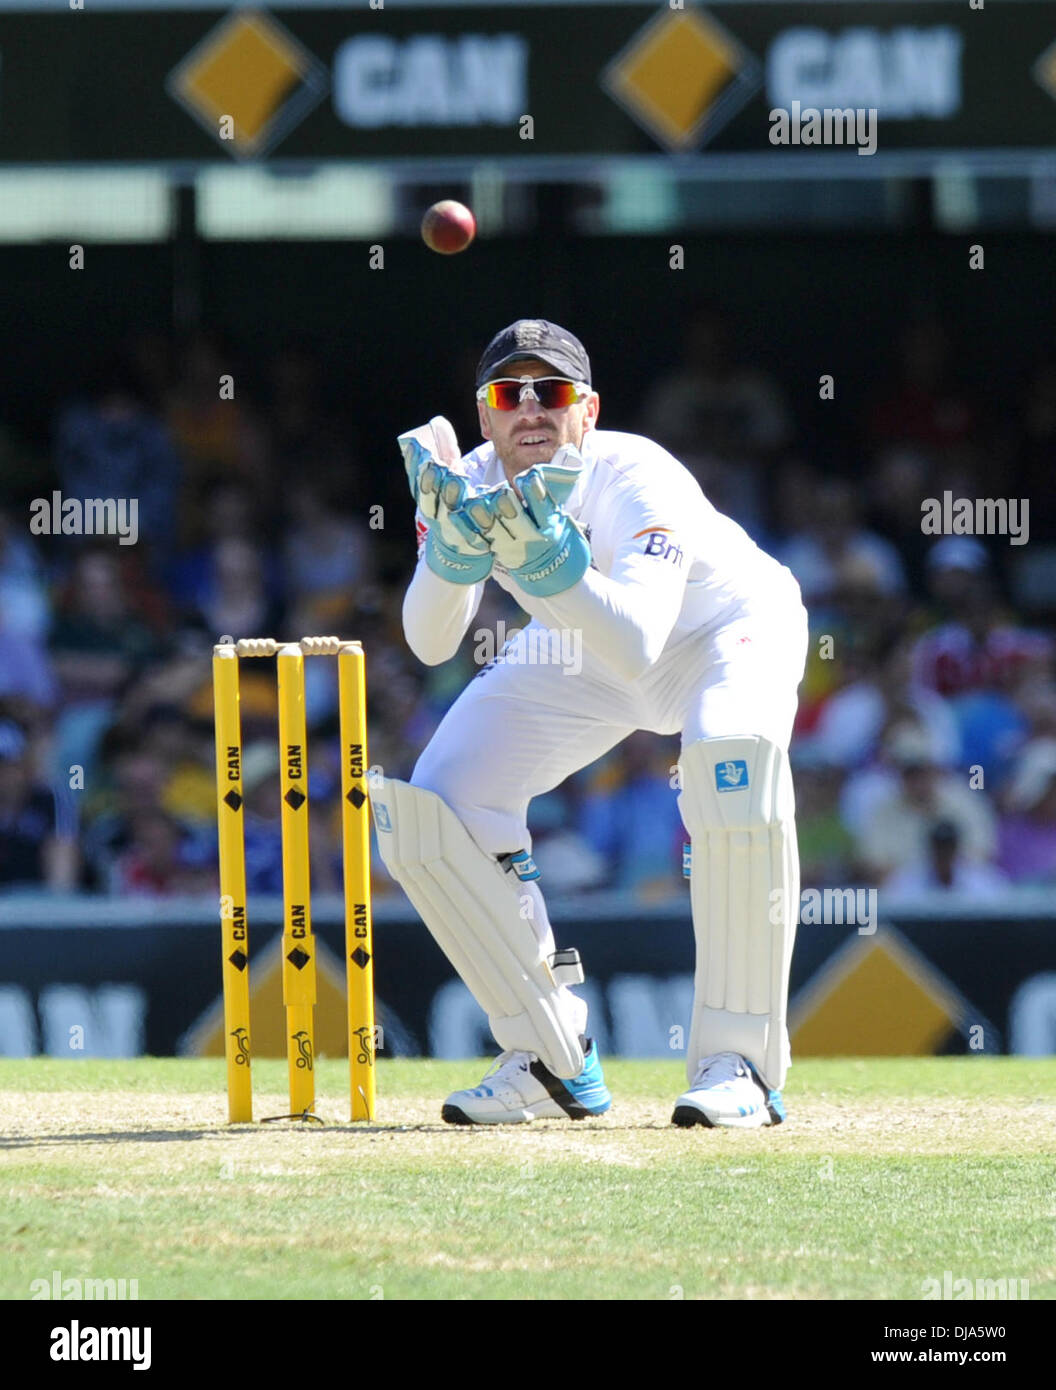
[1, 1057, 1053, 1300]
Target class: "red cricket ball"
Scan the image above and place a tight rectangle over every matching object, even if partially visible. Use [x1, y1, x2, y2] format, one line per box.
[421, 200, 476, 255]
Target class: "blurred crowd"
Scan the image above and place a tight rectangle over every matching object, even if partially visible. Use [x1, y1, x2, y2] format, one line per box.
[0, 305, 1053, 904]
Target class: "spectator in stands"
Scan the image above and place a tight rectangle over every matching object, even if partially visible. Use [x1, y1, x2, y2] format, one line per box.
[140, 706, 216, 827]
[638, 300, 790, 533]
[0, 508, 51, 640]
[578, 733, 684, 900]
[48, 548, 165, 780]
[527, 787, 606, 894]
[267, 342, 328, 457]
[854, 723, 997, 883]
[777, 478, 906, 605]
[791, 754, 858, 886]
[1014, 682, 1056, 755]
[807, 634, 959, 770]
[911, 537, 1053, 697]
[867, 315, 978, 452]
[54, 353, 183, 575]
[283, 479, 378, 637]
[885, 819, 1008, 896]
[80, 745, 168, 891]
[49, 549, 161, 700]
[166, 332, 269, 478]
[790, 555, 909, 740]
[364, 642, 434, 781]
[1008, 354, 1056, 542]
[997, 740, 1056, 884]
[166, 482, 282, 646]
[181, 536, 284, 647]
[0, 719, 78, 891]
[110, 807, 214, 897]
[0, 595, 57, 718]
[265, 342, 354, 490]
[865, 446, 936, 596]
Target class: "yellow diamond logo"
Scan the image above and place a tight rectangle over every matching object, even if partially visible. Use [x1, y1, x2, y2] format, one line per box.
[789, 928, 990, 1057]
[184, 935, 354, 1060]
[167, 10, 328, 158]
[1033, 39, 1056, 103]
[602, 6, 760, 152]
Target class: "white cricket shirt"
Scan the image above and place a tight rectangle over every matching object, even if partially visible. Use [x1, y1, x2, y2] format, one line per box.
[404, 428, 801, 683]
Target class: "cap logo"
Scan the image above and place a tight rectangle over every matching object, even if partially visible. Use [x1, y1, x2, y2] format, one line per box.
[514, 321, 546, 348]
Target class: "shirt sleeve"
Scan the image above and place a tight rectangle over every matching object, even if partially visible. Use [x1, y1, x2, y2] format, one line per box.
[539, 483, 690, 682]
[402, 512, 485, 665]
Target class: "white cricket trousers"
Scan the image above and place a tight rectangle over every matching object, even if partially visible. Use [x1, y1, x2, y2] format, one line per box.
[412, 580, 808, 858]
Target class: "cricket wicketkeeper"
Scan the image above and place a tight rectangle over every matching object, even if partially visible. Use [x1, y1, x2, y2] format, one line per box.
[371, 318, 808, 1127]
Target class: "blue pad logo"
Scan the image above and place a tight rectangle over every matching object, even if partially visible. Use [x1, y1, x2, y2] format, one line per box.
[505, 850, 540, 882]
[715, 759, 749, 792]
[374, 803, 392, 832]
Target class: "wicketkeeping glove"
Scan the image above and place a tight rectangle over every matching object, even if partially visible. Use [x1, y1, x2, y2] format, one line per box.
[397, 417, 493, 585]
[455, 444, 591, 598]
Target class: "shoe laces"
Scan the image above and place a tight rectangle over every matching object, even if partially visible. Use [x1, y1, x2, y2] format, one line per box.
[479, 1050, 532, 1085]
[691, 1051, 750, 1089]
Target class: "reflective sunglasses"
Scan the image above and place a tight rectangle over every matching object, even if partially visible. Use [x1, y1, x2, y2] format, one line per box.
[476, 376, 590, 411]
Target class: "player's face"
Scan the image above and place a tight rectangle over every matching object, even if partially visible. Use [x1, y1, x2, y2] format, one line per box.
[477, 358, 600, 482]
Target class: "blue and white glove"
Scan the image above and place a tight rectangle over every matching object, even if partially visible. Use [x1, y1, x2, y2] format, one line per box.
[398, 417, 493, 585]
[456, 445, 591, 599]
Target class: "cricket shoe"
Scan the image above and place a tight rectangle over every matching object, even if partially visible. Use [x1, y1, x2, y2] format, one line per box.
[671, 1051, 785, 1129]
[441, 1040, 611, 1125]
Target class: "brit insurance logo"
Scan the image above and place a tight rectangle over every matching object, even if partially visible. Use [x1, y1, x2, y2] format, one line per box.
[167, 9, 329, 158]
[602, 5, 760, 152]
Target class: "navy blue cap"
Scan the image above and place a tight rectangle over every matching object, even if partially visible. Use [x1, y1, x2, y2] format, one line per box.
[476, 319, 591, 388]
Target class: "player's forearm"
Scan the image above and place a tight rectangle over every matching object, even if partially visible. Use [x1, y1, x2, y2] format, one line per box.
[541, 567, 681, 682]
[403, 559, 483, 665]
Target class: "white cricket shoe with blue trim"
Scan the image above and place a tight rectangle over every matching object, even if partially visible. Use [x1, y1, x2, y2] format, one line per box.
[672, 1051, 785, 1129]
[442, 1041, 611, 1125]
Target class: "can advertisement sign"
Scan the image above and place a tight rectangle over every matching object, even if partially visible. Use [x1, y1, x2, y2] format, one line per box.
[0, 1, 1054, 162]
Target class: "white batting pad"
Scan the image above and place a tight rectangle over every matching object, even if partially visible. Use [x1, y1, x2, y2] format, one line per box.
[678, 736, 799, 1090]
[370, 778, 585, 1079]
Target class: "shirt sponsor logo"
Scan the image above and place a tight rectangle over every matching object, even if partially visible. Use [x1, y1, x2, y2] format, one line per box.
[635, 527, 684, 567]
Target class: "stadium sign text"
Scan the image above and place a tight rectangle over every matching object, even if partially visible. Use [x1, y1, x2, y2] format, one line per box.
[333, 34, 527, 128]
[767, 26, 963, 119]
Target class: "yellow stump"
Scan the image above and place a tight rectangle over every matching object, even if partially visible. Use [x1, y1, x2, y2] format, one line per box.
[338, 643, 376, 1121]
[213, 646, 253, 1123]
[277, 644, 317, 1117]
